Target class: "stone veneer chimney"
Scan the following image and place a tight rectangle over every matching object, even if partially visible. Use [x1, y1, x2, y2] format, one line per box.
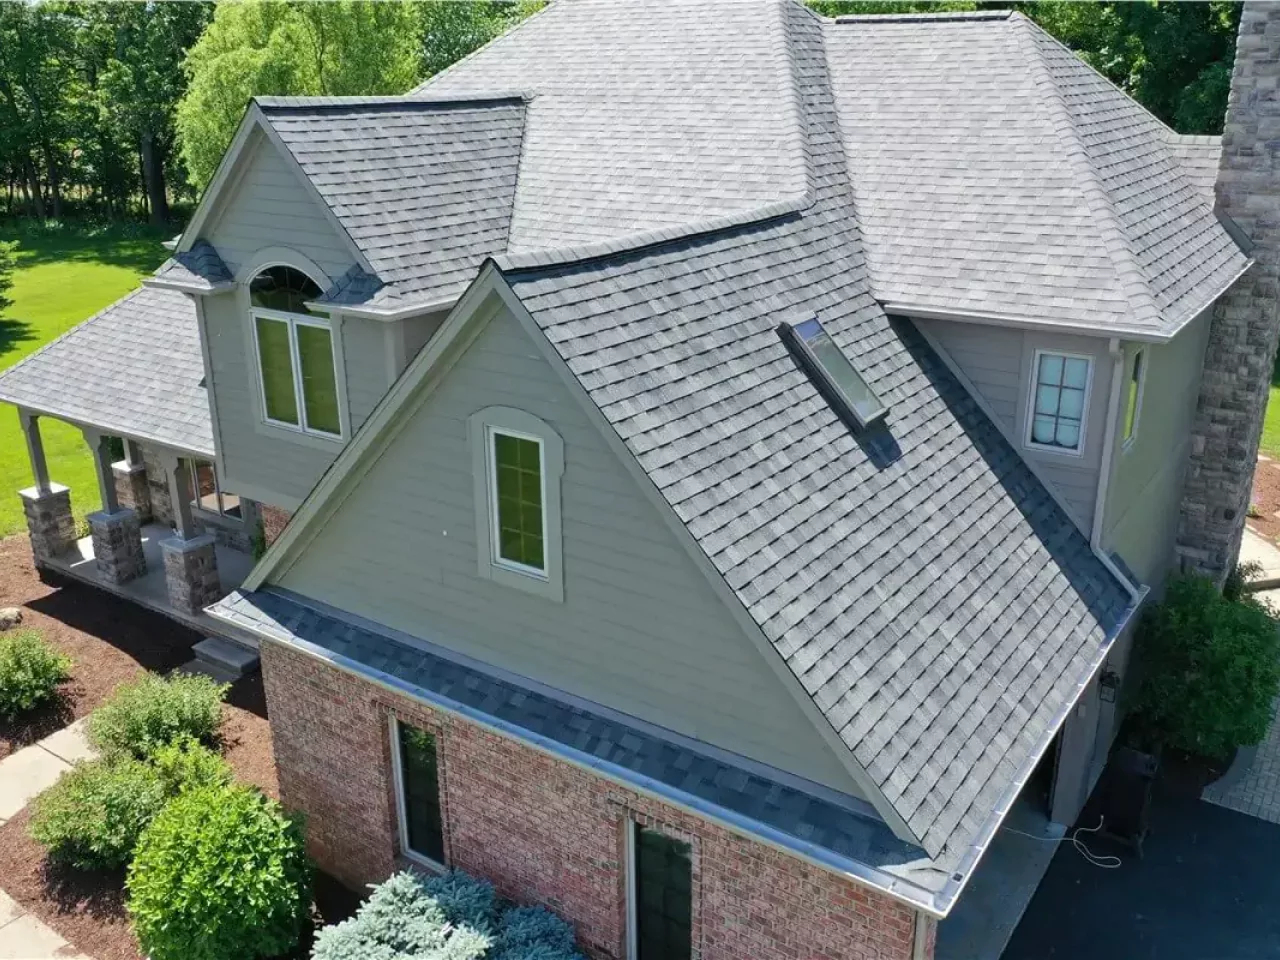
[1177, 1, 1280, 582]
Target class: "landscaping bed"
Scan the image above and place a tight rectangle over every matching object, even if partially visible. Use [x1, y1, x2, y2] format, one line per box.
[1247, 455, 1280, 544]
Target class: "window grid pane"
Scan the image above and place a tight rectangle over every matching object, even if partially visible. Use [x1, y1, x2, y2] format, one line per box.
[493, 433, 544, 570]
[398, 723, 445, 863]
[296, 324, 341, 435]
[635, 827, 692, 960]
[1124, 352, 1143, 441]
[1030, 353, 1087, 451]
[255, 316, 299, 425]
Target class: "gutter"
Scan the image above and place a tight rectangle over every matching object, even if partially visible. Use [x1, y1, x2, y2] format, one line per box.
[882, 300, 1173, 344]
[205, 604, 952, 918]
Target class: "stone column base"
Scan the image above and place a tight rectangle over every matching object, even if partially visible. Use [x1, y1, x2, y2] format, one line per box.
[161, 535, 222, 616]
[87, 509, 146, 584]
[111, 460, 152, 523]
[19, 484, 75, 564]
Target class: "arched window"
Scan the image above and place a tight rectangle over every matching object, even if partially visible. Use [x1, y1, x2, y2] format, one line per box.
[248, 265, 341, 438]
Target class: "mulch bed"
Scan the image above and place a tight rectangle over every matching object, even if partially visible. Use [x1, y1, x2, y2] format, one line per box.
[1247, 455, 1280, 544]
[0, 533, 351, 959]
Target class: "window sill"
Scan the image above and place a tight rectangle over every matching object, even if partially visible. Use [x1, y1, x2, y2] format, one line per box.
[483, 560, 563, 603]
[252, 417, 345, 452]
[1024, 439, 1086, 459]
[397, 850, 447, 876]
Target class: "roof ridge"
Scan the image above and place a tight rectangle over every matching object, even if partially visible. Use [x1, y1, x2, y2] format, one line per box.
[1011, 12, 1163, 328]
[832, 9, 1011, 24]
[256, 91, 528, 112]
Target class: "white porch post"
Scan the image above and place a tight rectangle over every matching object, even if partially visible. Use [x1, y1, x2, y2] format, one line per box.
[83, 428, 145, 584]
[157, 451, 222, 616]
[16, 408, 74, 564]
[82, 429, 120, 514]
[163, 453, 196, 540]
[18, 409, 51, 495]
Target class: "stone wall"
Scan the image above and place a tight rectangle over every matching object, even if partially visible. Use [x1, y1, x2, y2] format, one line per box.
[260, 505, 292, 547]
[261, 641, 930, 960]
[1177, 1, 1280, 581]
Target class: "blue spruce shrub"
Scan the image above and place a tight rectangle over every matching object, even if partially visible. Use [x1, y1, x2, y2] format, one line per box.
[493, 906, 577, 959]
[423, 869, 499, 933]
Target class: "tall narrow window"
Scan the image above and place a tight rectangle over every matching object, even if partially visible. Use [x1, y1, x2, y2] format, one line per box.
[489, 429, 546, 575]
[1122, 349, 1145, 446]
[249, 265, 341, 438]
[394, 721, 445, 865]
[1027, 351, 1092, 453]
[630, 825, 692, 960]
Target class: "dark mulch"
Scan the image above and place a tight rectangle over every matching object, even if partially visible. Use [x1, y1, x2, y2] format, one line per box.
[0, 536, 201, 760]
[0, 533, 355, 958]
[1247, 457, 1280, 545]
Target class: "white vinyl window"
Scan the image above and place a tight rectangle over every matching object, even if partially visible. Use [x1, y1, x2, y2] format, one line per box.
[389, 717, 446, 870]
[468, 407, 564, 602]
[1026, 350, 1092, 455]
[1122, 348, 1146, 448]
[249, 265, 341, 439]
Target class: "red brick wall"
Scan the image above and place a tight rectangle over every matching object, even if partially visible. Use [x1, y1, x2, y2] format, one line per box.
[261, 641, 932, 960]
[259, 505, 293, 547]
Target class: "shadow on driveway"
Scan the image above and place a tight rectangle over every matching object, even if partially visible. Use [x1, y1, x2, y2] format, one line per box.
[1002, 778, 1280, 960]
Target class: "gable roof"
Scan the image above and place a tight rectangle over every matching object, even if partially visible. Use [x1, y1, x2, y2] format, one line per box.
[0, 285, 213, 455]
[825, 11, 1249, 338]
[244, 0, 1140, 884]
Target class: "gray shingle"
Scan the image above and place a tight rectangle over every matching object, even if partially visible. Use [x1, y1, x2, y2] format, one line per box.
[498, 2, 1136, 869]
[0, 286, 212, 455]
[153, 239, 232, 290]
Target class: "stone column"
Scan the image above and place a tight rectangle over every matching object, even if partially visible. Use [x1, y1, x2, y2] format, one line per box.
[1177, 1, 1280, 582]
[20, 484, 74, 565]
[86, 508, 147, 584]
[161, 535, 223, 616]
[112, 440, 152, 523]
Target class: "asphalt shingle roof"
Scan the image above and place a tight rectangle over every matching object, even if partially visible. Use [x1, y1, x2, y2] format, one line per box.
[0, 285, 213, 455]
[152, 239, 233, 291]
[825, 11, 1248, 337]
[256, 97, 525, 309]
[495, 2, 1137, 869]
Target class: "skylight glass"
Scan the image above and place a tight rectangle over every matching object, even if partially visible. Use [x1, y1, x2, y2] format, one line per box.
[781, 318, 887, 428]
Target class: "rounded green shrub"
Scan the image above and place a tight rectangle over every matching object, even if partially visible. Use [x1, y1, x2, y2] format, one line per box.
[29, 756, 167, 870]
[127, 783, 311, 960]
[87, 672, 228, 758]
[0, 630, 71, 720]
[148, 735, 233, 795]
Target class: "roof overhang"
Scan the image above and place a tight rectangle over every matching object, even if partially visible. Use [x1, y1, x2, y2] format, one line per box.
[142, 276, 235, 296]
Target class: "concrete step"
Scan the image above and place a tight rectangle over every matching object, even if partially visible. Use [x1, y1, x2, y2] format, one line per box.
[192, 636, 259, 677]
[177, 658, 241, 685]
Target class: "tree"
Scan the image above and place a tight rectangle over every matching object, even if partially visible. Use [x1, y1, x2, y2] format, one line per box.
[79, 2, 212, 225]
[419, 1, 544, 79]
[175, 0, 423, 192]
[0, 241, 15, 313]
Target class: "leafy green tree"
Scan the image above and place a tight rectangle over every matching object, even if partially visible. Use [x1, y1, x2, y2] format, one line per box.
[0, 240, 17, 313]
[176, 0, 424, 191]
[419, 1, 544, 79]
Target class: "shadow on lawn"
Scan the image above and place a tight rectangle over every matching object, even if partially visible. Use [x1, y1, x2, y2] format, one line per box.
[0, 314, 35, 358]
[0, 223, 170, 275]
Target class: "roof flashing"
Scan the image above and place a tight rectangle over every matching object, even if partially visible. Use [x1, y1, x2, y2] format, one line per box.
[780, 318, 887, 430]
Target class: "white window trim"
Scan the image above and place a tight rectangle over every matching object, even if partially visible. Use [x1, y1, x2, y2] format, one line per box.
[250, 305, 343, 440]
[625, 820, 639, 960]
[1121, 347, 1146, 452]
[468, 406, 565, 603]
[387, 716, 447, 873]
[486, 425, 550, 579]
[1024, 348, 1093, 458]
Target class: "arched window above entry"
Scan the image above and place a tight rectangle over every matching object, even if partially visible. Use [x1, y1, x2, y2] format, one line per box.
[249, 265, 323, 315]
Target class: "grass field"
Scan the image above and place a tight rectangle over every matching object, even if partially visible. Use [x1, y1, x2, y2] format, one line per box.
[0, 223, 170, 537]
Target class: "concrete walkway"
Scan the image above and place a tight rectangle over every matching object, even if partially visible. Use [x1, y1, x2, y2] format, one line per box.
[0, 720, 96, 959]
[1241, 527, 1280, 589]
[0, 719, 95, 825]
[0, 890, 90, 960]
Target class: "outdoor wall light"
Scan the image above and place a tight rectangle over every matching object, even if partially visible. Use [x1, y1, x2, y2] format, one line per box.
[1098, 667, 1121, 703]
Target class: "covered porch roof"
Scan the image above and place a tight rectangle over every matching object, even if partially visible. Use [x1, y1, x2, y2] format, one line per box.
[0, 285, 213, 458]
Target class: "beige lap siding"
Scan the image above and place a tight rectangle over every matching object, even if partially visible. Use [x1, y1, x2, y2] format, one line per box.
[259, 505, 293, 546]
[261, 642, 930, 960]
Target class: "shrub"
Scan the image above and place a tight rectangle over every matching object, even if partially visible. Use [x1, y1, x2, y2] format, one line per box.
[311, 870, 584, 960]
[0, 630, 71, 720]
[88, 672, 228, 758]
[29, 757, 167, 870]
[127, 783, 311, 960]
[1132, 574, 1280, 757]
[148, 735, 232, 795]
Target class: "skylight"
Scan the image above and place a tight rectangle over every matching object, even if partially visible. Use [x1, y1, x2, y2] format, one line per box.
[780, 318, 887, 429]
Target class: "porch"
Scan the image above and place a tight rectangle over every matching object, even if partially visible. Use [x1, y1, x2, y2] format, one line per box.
[43, 519, 255, 639]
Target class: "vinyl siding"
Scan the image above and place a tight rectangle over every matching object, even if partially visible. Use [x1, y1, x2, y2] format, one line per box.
[342, 315, 391, 431]
[204, 129, 354, 284]
[914, 318, 1112, 533]
[1103, 306, 1214, 586]
[275, 305, 864, 797]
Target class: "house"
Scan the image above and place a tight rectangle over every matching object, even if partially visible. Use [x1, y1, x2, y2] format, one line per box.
[0, 2, 1275, 958]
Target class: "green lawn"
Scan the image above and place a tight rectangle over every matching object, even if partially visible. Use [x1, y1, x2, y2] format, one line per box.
[0, 223, 170, 537]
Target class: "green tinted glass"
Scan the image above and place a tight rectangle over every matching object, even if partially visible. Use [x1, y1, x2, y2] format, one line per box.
[255, 316, 298, 425]
[296, 324, 340, 435]
[635, 826, 692, 960]
[398, 724, 444, 863]
[493, 432, 544, 571]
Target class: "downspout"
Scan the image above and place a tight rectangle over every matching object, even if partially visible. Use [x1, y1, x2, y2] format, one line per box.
[1090, 337, 1140, 600]
[912, 911, 932, 960]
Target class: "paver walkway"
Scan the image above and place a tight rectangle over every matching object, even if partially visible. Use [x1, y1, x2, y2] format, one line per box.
[0, 889, 90, 960]
[1241, 527, 1280, 588]
[1203, 695, 1280, 824]
[0, 719, 94, 825]
[0, 720, 96, 959]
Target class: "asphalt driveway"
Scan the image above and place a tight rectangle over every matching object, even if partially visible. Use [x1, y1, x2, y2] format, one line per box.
[1002, 777, 1280, 960]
